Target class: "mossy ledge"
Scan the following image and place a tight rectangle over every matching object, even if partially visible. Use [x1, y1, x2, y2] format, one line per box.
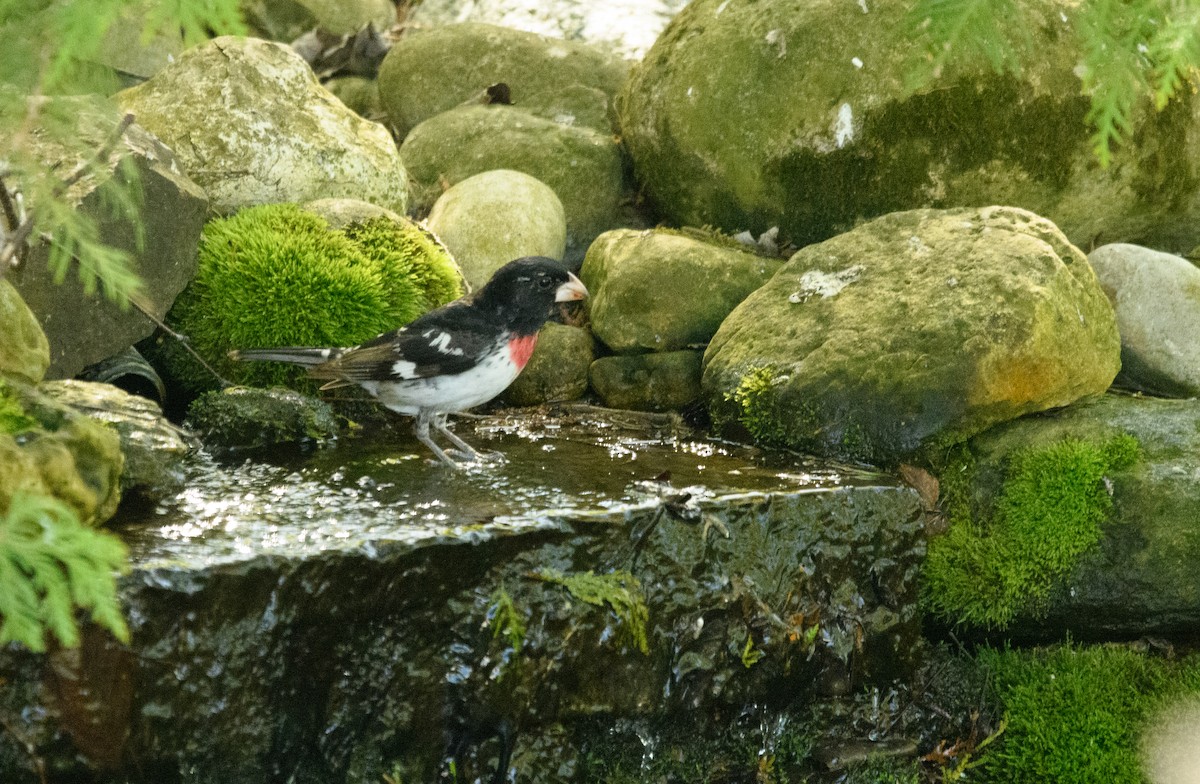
[531, 568, 650, 655]
[923, 434, 1139, 629]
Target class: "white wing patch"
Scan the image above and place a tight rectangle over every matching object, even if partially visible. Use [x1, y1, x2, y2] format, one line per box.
[391, 360, 420, 379]
[422, 329, 466, 356]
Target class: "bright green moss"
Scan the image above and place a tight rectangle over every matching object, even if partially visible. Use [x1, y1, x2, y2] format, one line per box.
[163, 204, 462, 392]
[923, 434, 1139, 628]
[726, 364, 789, 444]
[980, 644, 1200, 784]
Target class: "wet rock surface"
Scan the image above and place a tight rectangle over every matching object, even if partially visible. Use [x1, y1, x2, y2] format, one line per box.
[0, 410, 925, 782]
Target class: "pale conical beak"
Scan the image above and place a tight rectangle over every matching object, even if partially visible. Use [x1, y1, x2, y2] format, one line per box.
[555, 272, 589, 302]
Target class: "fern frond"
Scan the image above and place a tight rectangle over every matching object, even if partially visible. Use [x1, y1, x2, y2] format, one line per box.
[909, 0, 1033, 78]
[1148, 0, 1200, 109]
[1074, 0, 1155, 166]
[0, 492, 131, 653]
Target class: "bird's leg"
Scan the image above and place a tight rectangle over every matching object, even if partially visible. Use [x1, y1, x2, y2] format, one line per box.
[414, 411, 461, 468]
[435, 414, 503, 462]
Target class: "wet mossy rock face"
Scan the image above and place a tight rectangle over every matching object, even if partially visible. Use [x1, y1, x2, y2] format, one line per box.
[0, 280, 50, 384]
[0, 378, 123, 526]
[425, 169, 567, 291]
[117, 36, 408, 213]
[582, 228, 783, 354]
[619, 0, 1200, 252]
[160, 204, 462, 392]
[703, 206, 1120, 464]
[187, 387, 341, 450]
[379, 22, 629, 138]
[929, 393, 1200, 639]
[400, 105, 625, 253]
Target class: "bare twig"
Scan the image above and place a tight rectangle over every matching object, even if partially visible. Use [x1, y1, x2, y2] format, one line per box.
[127, 293, 234, 388]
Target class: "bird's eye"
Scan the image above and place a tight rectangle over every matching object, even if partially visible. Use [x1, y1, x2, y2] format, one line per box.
[537, 276, 553, 289]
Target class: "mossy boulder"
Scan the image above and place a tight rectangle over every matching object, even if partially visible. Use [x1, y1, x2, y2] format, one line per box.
[187, 386, 340, 450]
[117, 36, 408, 213]
[379, 22, 628, 137]
[40, 380, 197, 499]
[1087, 243, 1200, 397]
[0, 379, 123, 526]
[703, 207, 1120, 464]
[581, 228, 783, 354]
[425, 170, 567, 291]
[160, 204, 462, 392]
[502, 324, 593, 406]
[324, 75, 383, 121]
[242, 0, 395, 40]
[927, 393, 1200, 639]
[590, 350, 702, 412]
[400, 105, 625, 253]
[619, 0, 1200, 253]
[0, 280, 50, 384]
[8, 95, 206, 379]
[300, 197, 405, 229]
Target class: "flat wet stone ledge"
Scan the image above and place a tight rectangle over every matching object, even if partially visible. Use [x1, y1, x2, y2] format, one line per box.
[0, 409, 925, 783]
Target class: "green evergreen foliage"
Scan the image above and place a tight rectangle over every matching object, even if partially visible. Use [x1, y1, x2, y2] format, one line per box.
[533, 568, 650, 655]
[980, 644, 1200, 783]
[923, 435, 1139, 628]
[164, 204, 463, 391]
[0, 491, 130, 653]
[0, 0, 244, 304]
[910, 0, 1200, 166]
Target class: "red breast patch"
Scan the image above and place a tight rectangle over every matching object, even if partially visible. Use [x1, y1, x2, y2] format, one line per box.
[508, 333, 539, 370]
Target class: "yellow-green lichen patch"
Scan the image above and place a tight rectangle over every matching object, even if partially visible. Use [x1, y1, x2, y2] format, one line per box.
[923, 434, 1139, 628]
[0, 381, 38, 436]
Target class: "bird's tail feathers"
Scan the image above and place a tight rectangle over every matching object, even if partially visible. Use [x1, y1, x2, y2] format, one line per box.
[228, 347, 340, 367]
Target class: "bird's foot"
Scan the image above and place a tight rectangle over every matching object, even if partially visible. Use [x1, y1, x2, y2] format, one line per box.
[445, 448, 505, 464]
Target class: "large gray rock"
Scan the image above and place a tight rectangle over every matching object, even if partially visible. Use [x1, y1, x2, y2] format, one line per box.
[425, 169, 567, 291]
[0, 280, 50, 383]
[401, 105, 624, 253]
[379, 22, 629, 137]
[927, 393, 1200, 639]
[619, 0, 1200, 253]
[1088, 243, 1200, 397]
[0, 412, 924, 782]
[581, 228, 783, 354]
[8, 96, 207, 379]
[704, 206, 1120, 464]
[118, 36, 408, 213]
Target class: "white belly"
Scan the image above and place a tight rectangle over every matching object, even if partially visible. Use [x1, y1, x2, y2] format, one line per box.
[359, 350, 521, 415]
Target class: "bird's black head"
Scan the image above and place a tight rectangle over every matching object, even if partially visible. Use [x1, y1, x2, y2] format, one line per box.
[473, 256, 588, 334]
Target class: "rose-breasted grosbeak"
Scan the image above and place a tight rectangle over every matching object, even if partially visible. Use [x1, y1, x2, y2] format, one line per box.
[229, 256, 588, 467]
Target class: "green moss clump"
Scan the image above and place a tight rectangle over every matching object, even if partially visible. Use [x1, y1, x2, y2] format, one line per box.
[981, 644, 1200, 784]
[533, 568, 650, 655]
[923, 434, 1139, 628]
[725, 364, 788, 444]
[0, 381, 38, 436]
[163, 204, 462, 392]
